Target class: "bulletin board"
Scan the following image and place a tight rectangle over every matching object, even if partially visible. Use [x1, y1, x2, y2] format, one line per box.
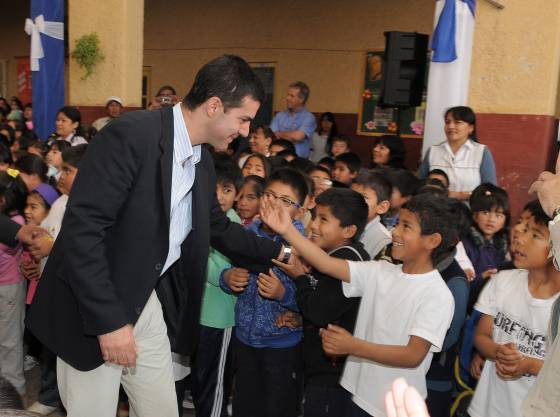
[357, 50, 427, 138]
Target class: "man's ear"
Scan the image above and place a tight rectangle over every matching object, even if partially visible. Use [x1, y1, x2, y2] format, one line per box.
[375, 200, 391, 216]
[205, 96, 223, 117]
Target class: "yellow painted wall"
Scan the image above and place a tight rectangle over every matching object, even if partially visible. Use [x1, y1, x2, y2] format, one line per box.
[0, 2, 30, 99]
[143, 0, 436, 114]
[68, 0, 144, 106]
[469, 0, 560, 116]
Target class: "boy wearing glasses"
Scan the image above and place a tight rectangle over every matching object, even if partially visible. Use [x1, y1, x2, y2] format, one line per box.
[220, 168, 308, 417]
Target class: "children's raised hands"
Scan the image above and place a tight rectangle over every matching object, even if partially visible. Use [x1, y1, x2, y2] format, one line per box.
[260, 198, 293, 236]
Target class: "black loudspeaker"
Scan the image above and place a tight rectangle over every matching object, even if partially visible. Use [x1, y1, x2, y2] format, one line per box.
[378, 31, 429, 108]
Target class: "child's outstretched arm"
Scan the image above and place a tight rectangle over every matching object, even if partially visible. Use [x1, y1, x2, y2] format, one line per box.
[320, 324, 431, 368]
[261, 199, 350, 282]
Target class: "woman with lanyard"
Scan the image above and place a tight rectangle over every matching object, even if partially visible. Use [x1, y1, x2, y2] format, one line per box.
[52, 106, 88, 146]
[419, 106, 497, 201]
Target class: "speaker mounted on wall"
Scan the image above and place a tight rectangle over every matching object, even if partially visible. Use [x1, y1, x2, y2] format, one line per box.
[379, 31, 429, 109]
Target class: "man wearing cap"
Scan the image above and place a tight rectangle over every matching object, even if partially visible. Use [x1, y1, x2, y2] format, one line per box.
[92, 97, 124, 132]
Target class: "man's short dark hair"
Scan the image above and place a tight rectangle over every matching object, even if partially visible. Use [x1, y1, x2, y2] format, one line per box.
[287, 157, 315, 174]
[270, 139, 296, 154]
[335, 152, 362, 174]
[62, 144, 88, 169]
[289, 81, 310, 104]
[183, 55, 265, 112]
[267, 168, 309, 205]
[315, 188, 368, 241]
[354, 171, 392, 202]
[403, 194, 461, 263]
[213, 153, 243, 192]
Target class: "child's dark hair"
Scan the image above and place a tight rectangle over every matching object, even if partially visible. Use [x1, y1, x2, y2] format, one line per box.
[50, 139, 72, 154]
[354, 171, 392, 202]
[317, 157, 335, 171]
[288, 157, 315, 174]
[387, 169, 420, 197]
[28, 140, 48, 157]
[0, 143, 12, 166]
[62, 144, 88, 168]
[243, 153, 271, 178]
[270, 139, 296, 154]
[251, 124, 276, 141]
[403, 194, 461, 263]
[522, 199, 551, 228]
[315, 188, 368, 241]
[331, 136, 350, 148]
[307, 165, 332, 178]
[470, 183, 511, 231]
[277, 149, 298, 161]
[0, 172, 27, 215]
[242, 175, 266, 198]
[335, 152, 362, 174]
[215, 155, 243, 192]
[415, 182, 449, 198]
[15, 153, 48, 182]
[266, 168, 309, 205]
[427, 169, 449, 188]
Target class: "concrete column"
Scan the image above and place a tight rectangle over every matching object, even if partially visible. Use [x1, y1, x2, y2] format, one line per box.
[68, 0, 144, 107]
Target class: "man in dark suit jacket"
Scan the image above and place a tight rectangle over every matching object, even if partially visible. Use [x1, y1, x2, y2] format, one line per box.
[26, 55, 287, 417]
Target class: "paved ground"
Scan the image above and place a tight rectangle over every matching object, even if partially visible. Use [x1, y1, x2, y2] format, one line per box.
[21, 365, 196, 416]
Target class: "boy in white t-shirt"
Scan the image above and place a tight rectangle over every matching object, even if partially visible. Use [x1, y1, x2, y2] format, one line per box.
[468, 200, 560, 417]
[262, 193, 457, 417]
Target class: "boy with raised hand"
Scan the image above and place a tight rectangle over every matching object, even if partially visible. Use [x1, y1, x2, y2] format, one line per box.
[262, 193, 456, 417]
[277, 188, 370, 416]
[468, 200, 560, 417]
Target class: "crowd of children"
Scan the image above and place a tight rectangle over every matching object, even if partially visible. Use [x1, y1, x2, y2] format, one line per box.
[1, 96, 560, 417]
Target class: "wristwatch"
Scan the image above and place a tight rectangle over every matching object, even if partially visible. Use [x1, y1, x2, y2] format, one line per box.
[280, 245, 292, 264]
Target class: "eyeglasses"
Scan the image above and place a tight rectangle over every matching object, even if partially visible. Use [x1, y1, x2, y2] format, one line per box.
[310, 176, 333, 187]
[263, 190, 301, 208]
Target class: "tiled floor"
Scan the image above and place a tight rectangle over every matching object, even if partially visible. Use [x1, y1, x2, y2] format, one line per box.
[22, 365, 195, 416]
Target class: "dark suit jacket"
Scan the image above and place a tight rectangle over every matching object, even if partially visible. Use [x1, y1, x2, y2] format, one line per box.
[0, 214, 20, 247]
[26, 107, 281, 371]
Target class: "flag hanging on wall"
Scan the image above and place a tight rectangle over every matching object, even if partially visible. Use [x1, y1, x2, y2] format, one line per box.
[422, 0, 476, 157]
[25, 0, 65, 141]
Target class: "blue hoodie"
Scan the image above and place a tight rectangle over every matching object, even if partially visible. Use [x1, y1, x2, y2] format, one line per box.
[220, 219, 304, 348]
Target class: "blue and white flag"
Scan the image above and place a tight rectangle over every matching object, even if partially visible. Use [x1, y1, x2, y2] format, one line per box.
[25, 0, 65, 141]
[422, 0, 476, 156]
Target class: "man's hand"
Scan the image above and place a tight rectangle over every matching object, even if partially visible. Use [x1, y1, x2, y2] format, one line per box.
[28, 234, 54, 260]
[528, 153, 560, 217]
[257, 269, 285, 300]
[272, 254, 310, 278]
[320, 324, 355, 356]
[15, 224, 48, 245]
[98, 324, 137, 368]
[223, 268, 250, 293]
[385, 378, 430, 417]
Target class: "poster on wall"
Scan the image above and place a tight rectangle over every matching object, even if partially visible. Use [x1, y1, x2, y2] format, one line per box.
[17, 57, 32, 105]
[357, 50, 427, 138]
